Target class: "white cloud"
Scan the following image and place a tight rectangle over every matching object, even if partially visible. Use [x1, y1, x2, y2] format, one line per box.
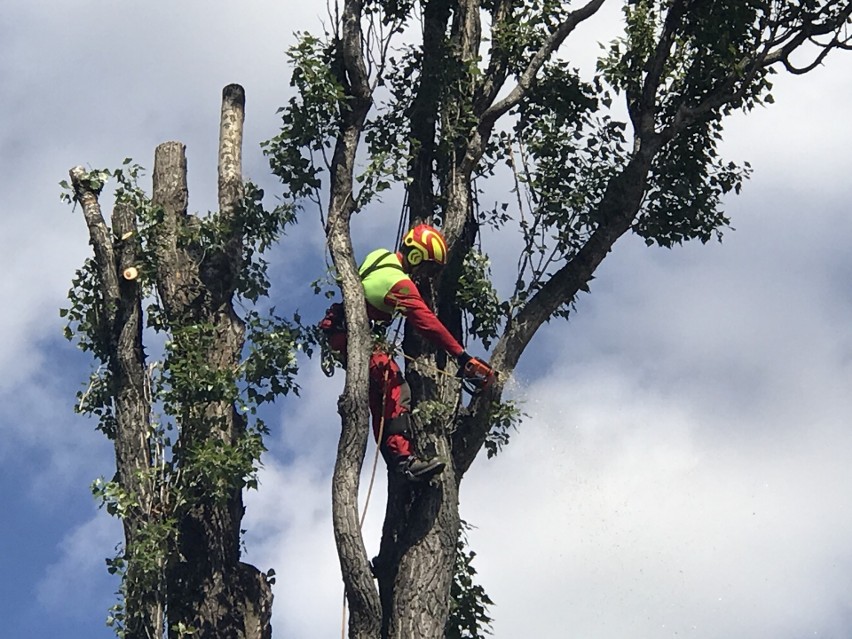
[721, 53, 852, 190]
[36, 511, 122, 619]
[244, 420, 387, 638]
[4, 1, 852, 638]
[462, 358, 852, 639]
[244, 457, 346, 638]
[0, 372, 114, 501]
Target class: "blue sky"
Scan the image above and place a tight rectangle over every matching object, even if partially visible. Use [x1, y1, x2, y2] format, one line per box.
[2, 2, 852, 638]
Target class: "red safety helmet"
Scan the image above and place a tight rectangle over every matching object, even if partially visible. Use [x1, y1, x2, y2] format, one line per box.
[402, 224, 448, 266]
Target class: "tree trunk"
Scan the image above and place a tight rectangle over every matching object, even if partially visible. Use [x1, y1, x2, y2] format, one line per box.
[152, 86, 273, 639]
[72, 84, 272, 639]
[373, 468, 460, 639]
[71, 166, 164, 638]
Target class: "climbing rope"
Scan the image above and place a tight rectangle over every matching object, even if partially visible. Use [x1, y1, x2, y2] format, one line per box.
[340, 323, 401, 639]
[358, 365, 390, 529]
[338, 191, 500, 634]
[339, 189, 411, 636]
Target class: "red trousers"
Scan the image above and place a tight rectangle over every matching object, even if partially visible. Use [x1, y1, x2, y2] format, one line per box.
[369, 350, 412, 459]
[327, 330, 413, 460]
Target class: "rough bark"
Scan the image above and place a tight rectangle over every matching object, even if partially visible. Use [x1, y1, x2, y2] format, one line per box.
[71, 167, 163, 638]
[373, 469, 460, 639]
[405, 0, 453, 223]
[154, 86, 272, 639]
[322, 1, 852, 636]
[326, 2, 384, 636]
[72, 84, 271, 639]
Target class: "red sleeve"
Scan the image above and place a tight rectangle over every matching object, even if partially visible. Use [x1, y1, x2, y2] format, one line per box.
[385, 279, 465, 358]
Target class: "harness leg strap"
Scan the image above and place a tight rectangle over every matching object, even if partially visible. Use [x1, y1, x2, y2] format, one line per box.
[383, 412, 411, 437]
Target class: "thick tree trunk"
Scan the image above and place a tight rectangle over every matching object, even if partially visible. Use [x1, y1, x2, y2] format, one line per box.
[152, 86, 272, 639]
[72, 84, 272, 639]
[373, 469, 460, 639]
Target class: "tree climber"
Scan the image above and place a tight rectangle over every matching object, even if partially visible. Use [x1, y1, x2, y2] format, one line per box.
[320, 224, 494, 481]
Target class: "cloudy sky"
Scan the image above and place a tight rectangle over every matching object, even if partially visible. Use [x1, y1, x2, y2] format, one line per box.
[2, 1, 851, 638]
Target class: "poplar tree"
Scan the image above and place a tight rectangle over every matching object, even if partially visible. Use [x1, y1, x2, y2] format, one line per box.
[65, 85, 298, 639]
[263, 1, 852, 637]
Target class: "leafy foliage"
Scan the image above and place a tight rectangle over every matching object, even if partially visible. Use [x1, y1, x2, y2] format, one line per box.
[456, 250, 502, 349]
[635, 119, 751, 247]
[506, 68, 629, 316]
[241, 310, 303, 406]
[63, 162, 302, 634]
[483, 398, 525, 460]
[358, 46, 420, 205]
[445, 521, 494, 639]
[62, 259, 111, 360]
[263, 33, 343, 204]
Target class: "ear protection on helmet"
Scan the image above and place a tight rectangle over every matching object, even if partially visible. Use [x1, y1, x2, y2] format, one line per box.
[402, 224, 448, 266]
[406, 244, 424, 265]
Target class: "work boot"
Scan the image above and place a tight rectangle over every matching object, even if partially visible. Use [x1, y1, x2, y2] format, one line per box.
[397, 455, 445, 481]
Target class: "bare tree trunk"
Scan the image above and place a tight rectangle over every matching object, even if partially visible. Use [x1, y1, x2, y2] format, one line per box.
[71, 84, 272, 639]
[326, 1, 384, 637]
[70, 166, 163, 638]
[152, 86, 272, 639]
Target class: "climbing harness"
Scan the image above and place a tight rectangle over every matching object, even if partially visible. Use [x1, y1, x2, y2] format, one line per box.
[358, 249, 404, 280]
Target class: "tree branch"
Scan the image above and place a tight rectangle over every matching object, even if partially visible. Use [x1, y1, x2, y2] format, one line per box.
[455, 0, 606, 206]
[218, 83, 245, 225]
[665, 1, 852, 137]
[632, 0, 688, 141]
[69, 168, 159, 637]
[472, 0, 514, 117]
[765, 1, 852, 73]
[151, 142, 200, 321]
[70, 166, 120, 311]
[207, 84, 247, 301]
[454, 154, 654, 474]
[479, 0, 606, 128]
[342, 0, 372, 102]
[327, 0, 383, 635]
[110, 200, 163, 637]
[405, 0, 452, 223]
